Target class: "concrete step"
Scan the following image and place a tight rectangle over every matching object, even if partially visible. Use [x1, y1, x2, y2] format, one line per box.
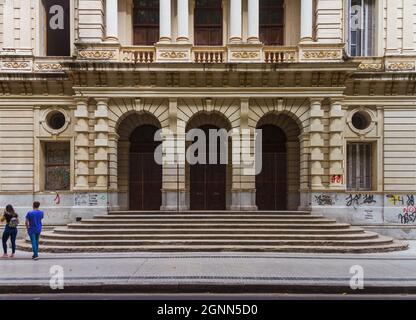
[53, 226, 366, 235]
[98, 214, 324, 220]
[66, 222, 347, 229]
[79, 218, 338, 225]
[16, 241, 408, 254]
[34, 236, 396, 247]
[40, 231, 379, 241]
[109, 210, 312, 215]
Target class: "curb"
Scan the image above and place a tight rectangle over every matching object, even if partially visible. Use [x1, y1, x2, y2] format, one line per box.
[1, 283, 416, 295]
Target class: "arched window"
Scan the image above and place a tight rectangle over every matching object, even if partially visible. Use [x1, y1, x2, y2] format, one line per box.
[194, 0, 223, 46]
[133, 0, 159, 45]
[259, 0, 284, 45]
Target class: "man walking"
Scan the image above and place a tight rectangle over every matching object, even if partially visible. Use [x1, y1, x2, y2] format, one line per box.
[25, 201, 44, 260]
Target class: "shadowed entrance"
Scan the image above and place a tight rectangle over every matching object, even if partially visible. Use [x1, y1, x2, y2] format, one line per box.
[129, 124, 162, 210]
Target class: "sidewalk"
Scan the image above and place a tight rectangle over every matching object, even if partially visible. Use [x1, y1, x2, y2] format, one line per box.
[1, 242, 416, 294]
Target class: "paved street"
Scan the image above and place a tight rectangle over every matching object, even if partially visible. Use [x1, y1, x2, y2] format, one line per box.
[1, 242, 416, 295]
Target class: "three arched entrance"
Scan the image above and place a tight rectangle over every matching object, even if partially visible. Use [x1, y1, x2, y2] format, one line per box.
[116, 111, 301, 211]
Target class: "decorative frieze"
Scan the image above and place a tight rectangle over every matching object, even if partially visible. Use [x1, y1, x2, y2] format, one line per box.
[232, 52, 259, 59]
[1, 61, 31, 71]
[160, 51, 187, 59]
[303, 50, 342, 60]
[386, 61, 416, 72]
[78, 50, 116, 60]
[34, 63, 63, 72]
[358, 63, 384, 71]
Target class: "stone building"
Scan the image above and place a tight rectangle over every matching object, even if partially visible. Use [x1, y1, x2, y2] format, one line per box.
[0, 0, 415, 239]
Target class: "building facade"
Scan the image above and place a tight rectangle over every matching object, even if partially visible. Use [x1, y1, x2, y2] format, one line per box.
[0, 0, 415, 237]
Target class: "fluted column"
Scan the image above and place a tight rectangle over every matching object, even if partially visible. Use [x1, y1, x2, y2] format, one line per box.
[106, 0, 118, 40]
[159, 0, 172, 43]
[300, 0, 313, 42]
[229, 0, 242, 43]
[177, 0, 189, 42]
[247, 0, 259, 43]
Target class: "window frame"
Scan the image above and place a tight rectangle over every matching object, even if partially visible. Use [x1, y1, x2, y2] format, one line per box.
[194, 0, 223, 46]
[259, 0, 285, 46]
[346, 142, 374, 191]
[346, 0, 377, 57]
[132, 0, 160, 45]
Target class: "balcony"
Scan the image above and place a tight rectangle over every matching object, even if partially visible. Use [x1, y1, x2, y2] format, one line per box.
[116, 45, 298, 64]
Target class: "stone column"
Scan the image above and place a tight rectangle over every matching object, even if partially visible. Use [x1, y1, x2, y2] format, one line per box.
[300, 0, 313, 42]
[247, 0, 259, 43]
[74, 99, 90, 190]
[106, 0, 118, 40]
[94, 99, 110, 190]
[309, 99, 324, 189]
[328, 99, 345, 189]
[159, 0, 172, 43]
[229, 0, 242, 43]
[177, 0, 190, 42]
[386, 0, 398, 54]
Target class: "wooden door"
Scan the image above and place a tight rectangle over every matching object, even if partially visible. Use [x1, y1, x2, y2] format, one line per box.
[256, 125, 287, 210]
[129, 125, 162, 210]
[190, 125, 227, 210]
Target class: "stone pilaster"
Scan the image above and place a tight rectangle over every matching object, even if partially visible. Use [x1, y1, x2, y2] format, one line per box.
[74, 99, 90, 190]
[309, 99, 324, 189]
[328, 99, 345, 189]
[94, 98, 110, 190]
[230, 99, 257, 210]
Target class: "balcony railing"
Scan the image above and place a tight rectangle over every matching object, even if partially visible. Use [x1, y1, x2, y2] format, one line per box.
[121, 46, 155, 63]
[118, 45, 298, 64]
[264, 46, 297, 63]
[192, 46, 227, 63]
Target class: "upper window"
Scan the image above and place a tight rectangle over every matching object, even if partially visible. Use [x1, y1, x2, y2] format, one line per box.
[260, 0, 284, 45]
[194, 0, 223, 46]
[348, 0, 376, 56]
[42, 0, 71, 56]
[133, 0, 159, 45]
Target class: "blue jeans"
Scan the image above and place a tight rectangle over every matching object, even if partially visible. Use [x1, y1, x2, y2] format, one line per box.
[2, 226, 17, 254]
[29, 232, 41, 257]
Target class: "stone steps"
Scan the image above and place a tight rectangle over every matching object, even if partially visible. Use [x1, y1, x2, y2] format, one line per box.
[51, 226, 366, 235]
[16, 210, 408, 253]
[16, 242, 408, 254]
[40, 231, 379, 241]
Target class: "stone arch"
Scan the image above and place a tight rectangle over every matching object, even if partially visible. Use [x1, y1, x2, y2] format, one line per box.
[184, 110, 234, 210]
[255, 111, 302, 210]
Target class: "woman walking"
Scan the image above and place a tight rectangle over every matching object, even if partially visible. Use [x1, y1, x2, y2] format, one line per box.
[1, 205, 19, 258]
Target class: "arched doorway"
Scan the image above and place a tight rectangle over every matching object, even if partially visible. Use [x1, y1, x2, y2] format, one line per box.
[256, 125, 287, 210]
[129, 124, 162, 210]
[189, 124, 227, 210]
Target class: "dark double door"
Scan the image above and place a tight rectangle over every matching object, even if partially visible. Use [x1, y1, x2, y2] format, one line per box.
[256, 125, 287, 210]
[129, 125, 162, 210]
[190, 125, 227, 210]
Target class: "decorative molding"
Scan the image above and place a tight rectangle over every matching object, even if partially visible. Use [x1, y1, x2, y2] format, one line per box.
[160, 51, 187, 59]
[357, 63, 383, 71]
[35, 63, 63, 71]
[231, 51, 259, 59]
[78, 50, 116, 60]
[2, 61, 30, 69]
[386, 61, 416, 71]
[303, 50, 342, 60]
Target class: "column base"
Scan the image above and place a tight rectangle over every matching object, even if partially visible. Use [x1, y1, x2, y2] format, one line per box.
[230, 190, 257, 211]
[161, 190, 188, 211]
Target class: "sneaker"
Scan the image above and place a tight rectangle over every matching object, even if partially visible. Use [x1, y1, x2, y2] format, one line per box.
[9, 254, 15, 258]
[1, 254, 8, 259]
[32, 256, 39, 260]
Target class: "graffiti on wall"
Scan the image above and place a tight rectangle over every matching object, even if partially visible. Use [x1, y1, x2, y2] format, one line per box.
[386, 195, 416, 225]
[314, 194, 335, 206]
[345, 194, 377, 209]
